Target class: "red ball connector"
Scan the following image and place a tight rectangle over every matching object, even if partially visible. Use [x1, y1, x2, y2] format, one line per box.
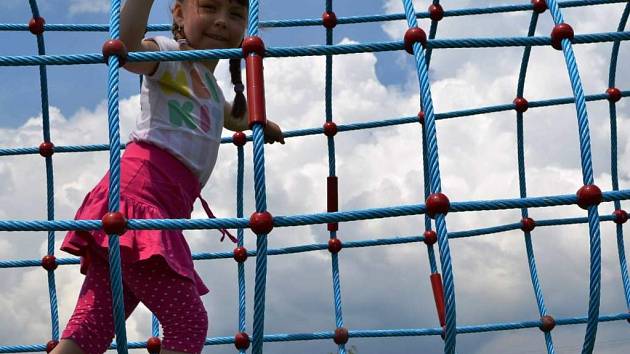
[550, 23, 574, 50]
[235, 332, 250, 350]
[425, 193, 450, 218]
[576, 184, 602, 209]
[322, 11, 338, 29]
[249, 211, 273, 234]
[429, 4, 444, 21]
[29, 17, 45, 35]
[102, 39, 128, 65]
[39, 142, 55, 157]
[404, 27, 427, 54]
[513, 97, 529, 113]
[41, 255, 57, 271]
[102, 212, 127, 235]
[146, 337, 161, 354]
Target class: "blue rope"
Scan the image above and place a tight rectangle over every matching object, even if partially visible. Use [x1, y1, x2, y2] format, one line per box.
[2, 189, 630, 233]
[544, 2, 603, 353]
[247, 2, 270, 353]
[237, 145, 247, 353]
[1, 31, 630, 67]
[1, 1, 627, 32]
[3, 311, 630, 353]
[1, 1, 629, 353]
[401, 1, 457, 352]
[609, 2, 630, 312]
[103, 0, 128, 353]
[26, 0, 61, 344]
[514, 10, 555, 354]
[323, 2, 346, 353]
[0, 212, 621, 270]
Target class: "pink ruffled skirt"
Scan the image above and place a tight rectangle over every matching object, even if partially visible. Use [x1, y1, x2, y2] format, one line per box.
[61, 141, 210, 295]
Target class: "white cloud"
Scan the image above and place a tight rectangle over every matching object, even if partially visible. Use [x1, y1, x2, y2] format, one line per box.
[1, 1, 630, 354]
[68, 0, 110, 16]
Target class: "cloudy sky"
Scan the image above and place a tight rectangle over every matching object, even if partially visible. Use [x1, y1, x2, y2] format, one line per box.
[1, 0, 630, 353]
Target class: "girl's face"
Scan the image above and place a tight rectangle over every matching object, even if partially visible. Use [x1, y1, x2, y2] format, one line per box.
[174, 0, 248, 50]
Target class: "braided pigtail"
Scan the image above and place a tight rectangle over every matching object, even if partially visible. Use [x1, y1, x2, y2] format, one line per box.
[229, 58, 247, 119]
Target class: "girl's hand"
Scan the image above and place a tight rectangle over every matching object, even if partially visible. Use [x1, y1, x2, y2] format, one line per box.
[264, 120, 285, 144]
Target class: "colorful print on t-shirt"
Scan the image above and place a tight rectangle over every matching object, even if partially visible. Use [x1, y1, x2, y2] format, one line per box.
[158, 65, 220, 134]
[158, 69, 192, 98]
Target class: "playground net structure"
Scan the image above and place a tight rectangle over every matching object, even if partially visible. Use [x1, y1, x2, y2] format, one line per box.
[1, 0, 630, 354]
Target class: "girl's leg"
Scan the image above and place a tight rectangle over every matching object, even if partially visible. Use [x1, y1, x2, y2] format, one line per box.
[124, 256, 208, 354]
[54, 255, 140, 354]
[50, 339, 86, 354]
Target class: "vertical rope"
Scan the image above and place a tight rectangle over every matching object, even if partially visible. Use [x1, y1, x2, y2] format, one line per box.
[27, 0, 60, 343]
[105, 0, 128, 352]
[324, 2, 346, 353]
[400, 0, 456, 352]
[237, 146, 247, 354]
[545, 1, 602, 353]
[609, 3, 630, 310]
[151, 315, 159, 337]
[247, 1, 269, 352]
[515, 10, 556, 354]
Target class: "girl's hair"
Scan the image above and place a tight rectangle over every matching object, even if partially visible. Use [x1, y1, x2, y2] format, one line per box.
[171, 0, 248, 119]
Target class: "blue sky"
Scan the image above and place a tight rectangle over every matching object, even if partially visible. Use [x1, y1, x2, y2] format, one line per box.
[0, 0, 408, 130]
[2, 1, 630, 354]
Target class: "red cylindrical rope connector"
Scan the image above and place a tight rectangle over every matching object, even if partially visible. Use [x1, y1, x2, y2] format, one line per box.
[327, 176, 338, 231]
[245, 55, 267, 129]
[430, 273, 446, 327]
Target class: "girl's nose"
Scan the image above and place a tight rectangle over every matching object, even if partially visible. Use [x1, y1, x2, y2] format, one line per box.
[214, 12, 228, 29]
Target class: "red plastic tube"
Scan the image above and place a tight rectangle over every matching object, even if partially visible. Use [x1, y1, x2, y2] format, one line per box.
[245, 55, 266, 128]
[430, 273, 446, 327]
[327, 176, 338, 231]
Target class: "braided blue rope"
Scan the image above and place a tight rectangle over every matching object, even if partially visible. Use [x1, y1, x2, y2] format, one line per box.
[3, 311, 630, 353]
[2, 1, 630, 353]
[421, 0, 441, 325]
[3, 188, 630, 233]
[26, 0, 61, 344]
[0, 85, 627, 159]
[514, 9, 556, 354]
[323, 3, 346, 353]
[102, 0, 128, 353]
[3, 1, 627, 32]
[0, 213, 622, 271]
[400, 1, 457, 352]
[237, 145, 247, 353]
[609, 2, 630, 312]
[246, 2, 271, 353]
[544, 2, 603, 353]
[1, 31, 630, 67]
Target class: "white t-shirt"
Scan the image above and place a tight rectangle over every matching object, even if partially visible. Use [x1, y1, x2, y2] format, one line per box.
[129, 36, 225, 187]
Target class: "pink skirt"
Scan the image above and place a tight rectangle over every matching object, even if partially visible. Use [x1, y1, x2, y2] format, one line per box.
[61, 141, 211, 295]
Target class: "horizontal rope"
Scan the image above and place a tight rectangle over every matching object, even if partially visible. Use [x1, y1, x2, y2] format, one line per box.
[0, 190, 626, 232]
[1, 311, 628, 353]
[1, 90, 627, 158]
[0, 32, 628, 67]
[0, 0, 624, 32]
[0, 212, 619, 270]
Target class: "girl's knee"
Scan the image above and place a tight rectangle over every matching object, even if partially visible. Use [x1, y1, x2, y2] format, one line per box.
[161, 300, 208, 352]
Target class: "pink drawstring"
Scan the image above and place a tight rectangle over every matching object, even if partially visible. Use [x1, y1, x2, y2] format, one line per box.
[198, 195, 237, 243]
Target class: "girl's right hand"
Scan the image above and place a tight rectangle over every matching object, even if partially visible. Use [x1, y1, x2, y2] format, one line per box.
[263, 120, 285, 144]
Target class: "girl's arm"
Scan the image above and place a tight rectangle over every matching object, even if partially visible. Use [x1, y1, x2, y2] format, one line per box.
[120, 0, 160, 75]
[223, 101, 285, 144]
[223, 101, 249, 132]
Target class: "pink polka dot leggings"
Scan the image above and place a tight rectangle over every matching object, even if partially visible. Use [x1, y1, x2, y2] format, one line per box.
[61, 254, 208, 354]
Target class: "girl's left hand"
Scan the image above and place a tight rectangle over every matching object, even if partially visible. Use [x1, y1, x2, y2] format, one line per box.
[264, 120, 285, 144]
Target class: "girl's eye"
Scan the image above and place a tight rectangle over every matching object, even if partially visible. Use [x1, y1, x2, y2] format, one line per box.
[230, 12, 244, 19]
[200, 4, 217, 11]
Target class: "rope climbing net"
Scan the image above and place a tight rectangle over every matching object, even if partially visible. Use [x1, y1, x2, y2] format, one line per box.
[1, 0, 630, 353]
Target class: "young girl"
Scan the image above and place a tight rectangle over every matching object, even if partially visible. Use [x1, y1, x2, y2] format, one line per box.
[52, 1, 283, 354]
